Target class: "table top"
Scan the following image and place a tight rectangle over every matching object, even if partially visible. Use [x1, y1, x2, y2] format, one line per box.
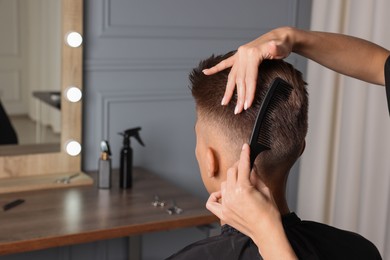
[0, 168, 217, 255]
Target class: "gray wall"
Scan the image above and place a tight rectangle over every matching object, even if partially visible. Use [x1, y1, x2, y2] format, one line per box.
[82, 0, 312, 203]
[82, 0, 312, 257]
[0, 0, 311, 259]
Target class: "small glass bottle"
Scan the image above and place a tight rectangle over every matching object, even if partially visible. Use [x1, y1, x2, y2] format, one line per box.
[98, 140, 112, 189]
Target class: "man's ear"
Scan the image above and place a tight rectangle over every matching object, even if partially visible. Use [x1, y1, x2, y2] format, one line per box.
[206, 148, 219, 178]
[299, 140, 306, 157]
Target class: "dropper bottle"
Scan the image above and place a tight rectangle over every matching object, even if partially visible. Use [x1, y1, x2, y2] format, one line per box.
[118, 127, 145, 189]
[98, 140, 112, 189]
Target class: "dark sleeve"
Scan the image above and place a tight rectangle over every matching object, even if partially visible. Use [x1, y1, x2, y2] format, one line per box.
[0, 101, 18, 145]
[385, 55, 390, 116]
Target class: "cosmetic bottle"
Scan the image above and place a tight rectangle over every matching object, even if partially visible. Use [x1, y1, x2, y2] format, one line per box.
[118, 127, 145, 189]
[98, 140, 112, 189]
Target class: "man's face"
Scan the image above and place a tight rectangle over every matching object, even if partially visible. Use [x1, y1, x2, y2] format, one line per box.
[194, 116, 215, 194]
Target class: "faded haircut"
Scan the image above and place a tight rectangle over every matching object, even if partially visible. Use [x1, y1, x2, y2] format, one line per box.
[190, 51, 308, 169]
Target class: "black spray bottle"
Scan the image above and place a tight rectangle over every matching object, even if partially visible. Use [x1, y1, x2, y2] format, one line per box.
[118, 127, 145, 189]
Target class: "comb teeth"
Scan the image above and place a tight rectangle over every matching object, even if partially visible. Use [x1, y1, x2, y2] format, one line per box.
[257, 81, 292, 146]
[257, 120, 272, 147]
[257, 83, 292, 147]
[248, 77, 293, 168]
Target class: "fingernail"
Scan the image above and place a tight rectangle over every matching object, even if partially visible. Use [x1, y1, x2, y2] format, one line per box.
[221, 97, 226, 106]
[244, 101, 248, 110]
[242, 144, 246, 150]
[234, 105, 239, 115]
[202, 69, 207, 74]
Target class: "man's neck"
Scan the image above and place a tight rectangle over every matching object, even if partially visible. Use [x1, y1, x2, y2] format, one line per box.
[256, 168, 290, 215]
[273, 189, 290, 215]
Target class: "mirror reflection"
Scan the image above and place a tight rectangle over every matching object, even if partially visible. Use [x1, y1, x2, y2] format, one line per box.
[0, 0, 61, 150]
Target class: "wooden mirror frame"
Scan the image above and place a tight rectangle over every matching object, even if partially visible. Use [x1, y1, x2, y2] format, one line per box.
[0, 0, 91, 193]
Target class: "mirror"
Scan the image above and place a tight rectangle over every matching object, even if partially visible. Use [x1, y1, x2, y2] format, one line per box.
[0, 0, 62, 151]
[0, 0, 88, 192]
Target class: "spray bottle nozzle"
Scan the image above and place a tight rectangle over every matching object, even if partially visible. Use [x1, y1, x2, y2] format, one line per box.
[118, 127, 145, 147]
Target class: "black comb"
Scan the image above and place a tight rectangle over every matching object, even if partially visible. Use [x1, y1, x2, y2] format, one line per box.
[248, 77, 293, 169]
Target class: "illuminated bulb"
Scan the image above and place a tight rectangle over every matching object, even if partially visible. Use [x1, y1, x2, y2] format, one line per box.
[66, 140, 82, 156]
[66, 32, 83, 48]
[66, 86, 82, 102]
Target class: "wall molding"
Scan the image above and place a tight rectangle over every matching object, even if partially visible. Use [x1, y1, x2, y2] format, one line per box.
[84, 58, 196, 72]
[96, 89, 192, 141]
[85, 56, 299, 73]
[98, 0, 298, 40]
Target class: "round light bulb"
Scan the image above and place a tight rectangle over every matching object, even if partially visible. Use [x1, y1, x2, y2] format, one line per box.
[66, 32, 83, 48]
[66, 86, 82, 102]
[66, 140, 82, 156]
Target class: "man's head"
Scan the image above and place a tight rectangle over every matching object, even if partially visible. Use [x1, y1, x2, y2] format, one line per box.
[190, 52, 308, 194]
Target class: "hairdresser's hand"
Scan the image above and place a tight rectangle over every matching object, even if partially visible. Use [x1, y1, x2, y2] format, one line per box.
[206, 143, 297, 259]
[203, 27, 294, 114]
[206, 143, 280, 237]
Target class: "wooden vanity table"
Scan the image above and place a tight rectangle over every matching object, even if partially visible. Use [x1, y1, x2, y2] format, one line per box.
[0, 167, 218, 256]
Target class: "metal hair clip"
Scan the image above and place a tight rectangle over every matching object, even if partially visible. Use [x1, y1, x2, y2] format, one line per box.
[54, 173, 80, 184]
[166, 200, 183, 215]
[151, 195, 166, 207]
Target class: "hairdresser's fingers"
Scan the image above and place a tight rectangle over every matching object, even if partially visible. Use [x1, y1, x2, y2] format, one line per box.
[206, 191, 222, 217]
[235, 65, 246, 114]
[235, 46, 252, 111]
[220, 182, 228, 208]
[222, 66, 238, 106]
[207, 190, 222, 204]
[221, 181, 227, 196]
[244, 58, 261, 109]
[220, 181, 228, 205]
[234, 57, 247, 114]
[226, 163, 239, 186]
[249, 170, 267, 193]
[237, 143, 252, 185]
[202, 56, 235, 75]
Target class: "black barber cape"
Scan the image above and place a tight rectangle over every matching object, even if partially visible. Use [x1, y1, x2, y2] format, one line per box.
[166, 213, 381, 260]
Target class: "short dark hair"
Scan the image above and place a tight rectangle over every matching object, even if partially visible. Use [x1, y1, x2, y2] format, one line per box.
[190, 52, 308, 169]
